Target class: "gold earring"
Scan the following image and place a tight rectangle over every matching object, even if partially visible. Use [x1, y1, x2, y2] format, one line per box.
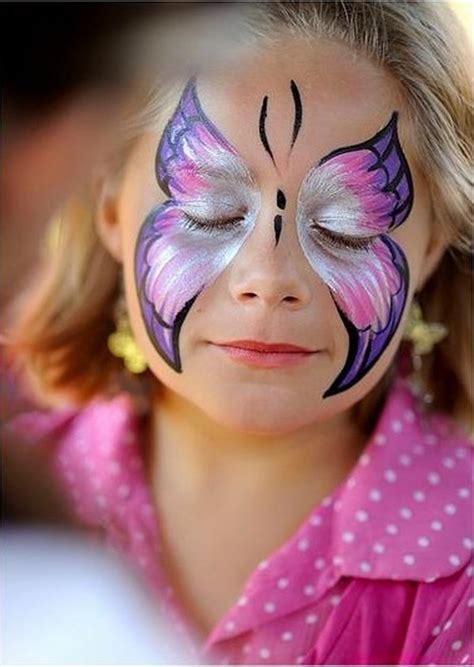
[403, 300, 448, 406]
[108, 294, 148, 374]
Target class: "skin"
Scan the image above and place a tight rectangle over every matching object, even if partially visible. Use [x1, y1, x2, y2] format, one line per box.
[98, 38, 445, 633]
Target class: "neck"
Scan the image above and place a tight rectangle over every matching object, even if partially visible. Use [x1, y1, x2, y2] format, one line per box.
[150, 388, 365, 501]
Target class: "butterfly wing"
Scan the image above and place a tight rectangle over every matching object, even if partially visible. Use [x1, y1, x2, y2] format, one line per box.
[135, 80, 257, 371]
[297, 113, 413, 396]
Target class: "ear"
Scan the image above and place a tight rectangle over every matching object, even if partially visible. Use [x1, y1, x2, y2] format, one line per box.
[94, 175, 123, 262]
[416, 224, 448, 291]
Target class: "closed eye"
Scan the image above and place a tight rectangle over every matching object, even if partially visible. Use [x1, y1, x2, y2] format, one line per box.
[309, 218, 375, 251]
[183, 212, 246, 233]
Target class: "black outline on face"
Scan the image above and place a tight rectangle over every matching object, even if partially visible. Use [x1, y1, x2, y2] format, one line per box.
[290, 79, 303, 148]
[258, 96, 276, 166]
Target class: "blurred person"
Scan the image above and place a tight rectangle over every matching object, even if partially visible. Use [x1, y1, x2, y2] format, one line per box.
[5, 1, 474, 664]
[1, 527, 190, 663]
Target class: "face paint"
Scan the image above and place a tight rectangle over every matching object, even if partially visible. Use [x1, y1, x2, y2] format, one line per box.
[136, 76, 413, 400]
[135, 79, 259, 371]
[289, 79, 303, 149]
[296, 113, 413, 397]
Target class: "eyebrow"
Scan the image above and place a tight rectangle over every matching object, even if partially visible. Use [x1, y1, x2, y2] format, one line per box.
[192, 157, 256, 188]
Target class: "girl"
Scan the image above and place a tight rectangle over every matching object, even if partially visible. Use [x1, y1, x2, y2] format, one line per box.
[9, 1, 473, 664]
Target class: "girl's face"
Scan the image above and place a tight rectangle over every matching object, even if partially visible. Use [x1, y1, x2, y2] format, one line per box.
[106, 39, 441, 434]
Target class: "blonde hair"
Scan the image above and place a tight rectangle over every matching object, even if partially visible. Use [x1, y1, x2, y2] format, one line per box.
[13, 1, 473, 432]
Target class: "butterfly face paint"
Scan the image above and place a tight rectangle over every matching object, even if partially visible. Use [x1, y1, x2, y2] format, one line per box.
[135, 77, 413, 400]
[296, 113, 412, 397]
[135, 80, 259, 371]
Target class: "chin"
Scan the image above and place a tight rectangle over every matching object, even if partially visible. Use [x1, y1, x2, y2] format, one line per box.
[201, 391, 329, 436]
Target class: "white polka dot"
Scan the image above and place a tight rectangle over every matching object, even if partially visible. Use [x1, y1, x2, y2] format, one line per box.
[384, 469, 397, 483]
[264, 601, 276, 613]
[359, 561, 372, 573]
[281, 631, 293, 642]
[258, 560, 269, 570]
[322, 495, 333, 507]
[373, 542, 385, 554]
[431, 520, 443, 531]
[418, 537, 430, 547]
[455, 447, 467, 459]
[428, 472, 441, 485]
[333, 555, 344, 566]
[369, 489, 382, 502]
[413, 444, 425, 456]
[314, 558, 325, 570]
[413, 491, 426, 502]
[463, 538, 473, 550]
[242, 644, 251, 655]
[403, 554, 416, 565]
[356, 510, 369, 522]
[298, 538, 310, 551]
[404, 409, 416, 423]
[108, 461, 121, 475]
[306, 613, 318, 624]
[296, 656, 305, 664]
[444, 503, 457, 515]
[117, 484, 130, 499]
[391, 419, 403, 433]
[310, 514, 322, 527]
[458, 487, 470, 499]
[443, 619, 453, 631]
[386, 523, 398, 535]
[449, 554, 461, 567]
[360, 453, 371, 466]
[467, 597, 474, 608]
[375, 433, 386, 446]
[330, 594, 341, 606]
[400, 507, 413, 519]
[399, 454, 412, 466]
[259, 648, 270, 659]
[460, 654, 470, 664]
[334, 500, 342, 512]
[425, 575, 438, 583]
[466, 565, 474, 577]
[452, 640, 463, 651]
[431, 625, 441, 636]
[225, 620, 236, 632]
[342, 531, 355, 543]
[304, 585, 315, 597]
[346, 477, 357, 489]
[237, 595, 248, 606]
[277, 577, 289, 590]
[442, 457, 455, 469]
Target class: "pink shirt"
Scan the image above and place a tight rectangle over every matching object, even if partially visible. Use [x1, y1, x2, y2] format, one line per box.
[10, 380, 473, 664]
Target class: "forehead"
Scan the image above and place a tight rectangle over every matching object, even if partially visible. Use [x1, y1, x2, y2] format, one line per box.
[196, 38, 404, 187]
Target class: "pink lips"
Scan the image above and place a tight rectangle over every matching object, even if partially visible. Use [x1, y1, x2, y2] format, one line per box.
[212, 340, 316, 369]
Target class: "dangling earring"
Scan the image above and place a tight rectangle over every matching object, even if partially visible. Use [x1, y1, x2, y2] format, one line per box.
[108, 292, 148, 374]
[403, 299, 448, 407]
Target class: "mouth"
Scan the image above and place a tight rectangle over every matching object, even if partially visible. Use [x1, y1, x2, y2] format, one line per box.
[210, 339, 318, 369]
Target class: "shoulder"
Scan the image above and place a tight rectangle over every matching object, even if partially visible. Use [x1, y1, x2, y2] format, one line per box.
[5, 393, 144, 526]
[333, 379, 473, 583]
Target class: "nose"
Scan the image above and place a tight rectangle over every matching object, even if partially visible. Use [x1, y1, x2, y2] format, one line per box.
[227, 218, 313, 311]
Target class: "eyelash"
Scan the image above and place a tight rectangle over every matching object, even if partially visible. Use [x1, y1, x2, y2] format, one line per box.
[309, 219, 374, 251]
[183, 212, 245, 232]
